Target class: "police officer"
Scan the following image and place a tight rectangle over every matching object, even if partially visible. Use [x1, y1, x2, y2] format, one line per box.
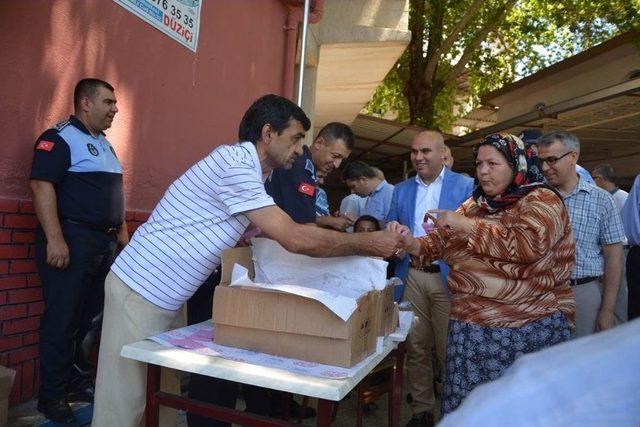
[30, 78, 128, 423]
[266, 121, 356, 230]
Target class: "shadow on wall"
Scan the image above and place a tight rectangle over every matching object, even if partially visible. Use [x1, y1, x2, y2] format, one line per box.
[0, 0, 144, 204]
[1, 0, 291, 211]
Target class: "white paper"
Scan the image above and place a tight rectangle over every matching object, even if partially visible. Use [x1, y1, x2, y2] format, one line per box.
[251, 238, 388, 291]
[389, 310, 414, 342]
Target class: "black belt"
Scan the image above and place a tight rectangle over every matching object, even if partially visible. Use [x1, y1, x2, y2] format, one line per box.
[570, 276, 599, 286]
[64, 219, 120, 234]
[414, 264, 441, 274]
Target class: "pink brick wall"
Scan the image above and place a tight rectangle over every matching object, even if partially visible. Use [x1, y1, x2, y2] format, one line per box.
[0, 197, 149, 404]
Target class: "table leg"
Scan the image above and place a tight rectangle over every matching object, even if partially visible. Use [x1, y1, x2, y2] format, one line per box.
[145, 364, 161, 427]
[316, 399, 334, 427]
[389, 342, 406, 427]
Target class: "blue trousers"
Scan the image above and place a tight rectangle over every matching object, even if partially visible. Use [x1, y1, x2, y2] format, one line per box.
[36, 222, 117, 401]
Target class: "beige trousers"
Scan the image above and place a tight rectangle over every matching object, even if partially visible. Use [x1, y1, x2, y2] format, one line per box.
[404, 268, 450, 415]
[92, 271, 184, 427]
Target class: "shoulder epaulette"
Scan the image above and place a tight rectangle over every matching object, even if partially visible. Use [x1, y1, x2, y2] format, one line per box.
[52, 119, 71, 132]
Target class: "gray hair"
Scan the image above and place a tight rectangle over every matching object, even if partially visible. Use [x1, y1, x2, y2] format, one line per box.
[538, 131, 580, 151]
[592, 164, 616, 183]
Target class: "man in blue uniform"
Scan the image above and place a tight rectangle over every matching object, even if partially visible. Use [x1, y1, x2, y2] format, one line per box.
[265, 122, 355, 230]
[30, 78, 128, 423]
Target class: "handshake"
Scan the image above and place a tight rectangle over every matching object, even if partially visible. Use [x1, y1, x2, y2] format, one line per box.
[372, 209, 471, 259]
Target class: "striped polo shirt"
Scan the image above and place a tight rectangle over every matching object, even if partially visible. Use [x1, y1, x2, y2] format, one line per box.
[111, 141, 274, 310]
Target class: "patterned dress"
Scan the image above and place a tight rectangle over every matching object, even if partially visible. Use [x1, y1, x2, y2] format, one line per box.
[417, 187, 575, 414]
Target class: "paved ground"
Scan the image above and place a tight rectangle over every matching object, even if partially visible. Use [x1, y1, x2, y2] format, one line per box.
[8, 377, 414, 426]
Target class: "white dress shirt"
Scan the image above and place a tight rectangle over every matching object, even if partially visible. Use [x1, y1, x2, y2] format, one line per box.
[413, 166, 445, 238]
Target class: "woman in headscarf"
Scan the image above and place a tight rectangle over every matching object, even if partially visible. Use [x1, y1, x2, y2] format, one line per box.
[389, 133, 575, 414]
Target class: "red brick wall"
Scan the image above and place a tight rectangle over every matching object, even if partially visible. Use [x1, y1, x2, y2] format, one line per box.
[0, 197, 149, 405]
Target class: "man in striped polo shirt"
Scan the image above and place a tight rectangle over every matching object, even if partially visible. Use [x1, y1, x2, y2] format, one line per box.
[92, 94, 404, 427]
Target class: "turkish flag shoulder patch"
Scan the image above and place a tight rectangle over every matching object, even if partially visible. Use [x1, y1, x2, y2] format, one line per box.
[298, 182, 315, 196]
[36, 140, 55, 152]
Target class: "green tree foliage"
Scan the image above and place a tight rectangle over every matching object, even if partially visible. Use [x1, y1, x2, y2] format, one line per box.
[364, 0, 639, 131]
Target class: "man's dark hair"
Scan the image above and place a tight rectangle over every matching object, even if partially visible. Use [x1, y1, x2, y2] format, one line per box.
[74, 78, 114, 109]
[592, 164, 616, 183]
[317, 122, 355, 150]
[353, 214, 381, 232]
[238, 94, 311, 144]
[342, 161, 376, 181]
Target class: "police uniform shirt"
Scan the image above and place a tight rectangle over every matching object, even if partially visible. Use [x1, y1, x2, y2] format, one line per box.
[29, 116, 125, 227]
[265, 145, 317, 224]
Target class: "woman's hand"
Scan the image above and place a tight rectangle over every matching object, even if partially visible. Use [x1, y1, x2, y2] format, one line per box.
[386, 221, 420, 256]
[426, 209, 474, 236]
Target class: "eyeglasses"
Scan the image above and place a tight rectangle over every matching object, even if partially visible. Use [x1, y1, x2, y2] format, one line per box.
[538, 151, 575, 166]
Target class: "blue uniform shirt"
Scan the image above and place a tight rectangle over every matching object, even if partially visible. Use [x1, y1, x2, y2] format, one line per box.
[30, 116, 125, 227]
[265, 145, 317, 224]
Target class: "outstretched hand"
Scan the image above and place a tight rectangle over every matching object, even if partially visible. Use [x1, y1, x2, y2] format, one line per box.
[426, 209, 473, 236]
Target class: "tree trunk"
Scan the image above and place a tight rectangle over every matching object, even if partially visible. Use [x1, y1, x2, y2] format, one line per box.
[405, 83, 438, 129]
[404, 0, 444, 128]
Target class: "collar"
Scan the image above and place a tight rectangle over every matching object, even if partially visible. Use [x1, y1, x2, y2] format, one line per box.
[609, 187, 619, 195]
[371, 179, 388, 195]
[241, 141, 268, 182]
[565, 175, 593, 198]
[415, 165, 445, 188]
[302, 146, 316, 180]
[69, 115, 104, 137]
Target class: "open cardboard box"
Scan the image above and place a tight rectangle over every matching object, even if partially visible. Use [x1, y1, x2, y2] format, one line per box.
[374, 281, 398, 337]
[212, 247, 378, 368]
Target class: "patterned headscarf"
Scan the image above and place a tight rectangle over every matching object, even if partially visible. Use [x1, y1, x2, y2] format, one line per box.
[472, 133, 546, 213]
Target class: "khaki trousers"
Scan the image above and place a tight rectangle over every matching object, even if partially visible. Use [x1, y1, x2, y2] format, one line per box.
[92, 271, 184, 427]
[404, 268, 450, 415]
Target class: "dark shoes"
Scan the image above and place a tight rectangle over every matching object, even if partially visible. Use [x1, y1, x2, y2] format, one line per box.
[67, 379, 95, 403]
[37, 398, 76, 424]
[406, 411, 435, 427]
[269, 396, 317, 419]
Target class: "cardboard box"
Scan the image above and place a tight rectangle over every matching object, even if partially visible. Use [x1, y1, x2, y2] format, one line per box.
[212, 247, 377, 368]
[0, 366, 16, 427]
[373, 282, 397, 337]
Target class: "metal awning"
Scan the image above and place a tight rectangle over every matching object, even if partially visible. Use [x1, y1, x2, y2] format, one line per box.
[342, 78, 640, 188]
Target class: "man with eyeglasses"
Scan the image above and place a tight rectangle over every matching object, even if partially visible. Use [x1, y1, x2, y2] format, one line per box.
[518, 129, 595, 184]
[537, 131, 625, 337]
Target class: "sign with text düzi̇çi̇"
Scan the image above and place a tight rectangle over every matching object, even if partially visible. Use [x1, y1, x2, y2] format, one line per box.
[114, 0, 201, 52]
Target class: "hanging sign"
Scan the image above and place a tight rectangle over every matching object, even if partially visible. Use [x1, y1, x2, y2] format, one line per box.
[114, 0, 202, 52]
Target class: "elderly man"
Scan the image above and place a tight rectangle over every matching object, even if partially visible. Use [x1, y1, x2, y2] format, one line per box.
[386, 131, 473, 427]
[343, 161, 395, 225]
[592, 164, 630, 323]
[91, 94, 403, 427]
[537, 131, 625, 337]
[592, 164, 629, 213]
[30, 78, 129, 423]
[442, 145, 454, 169]
[266, 122, 355, 231]
[622, 174, 640, 320]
